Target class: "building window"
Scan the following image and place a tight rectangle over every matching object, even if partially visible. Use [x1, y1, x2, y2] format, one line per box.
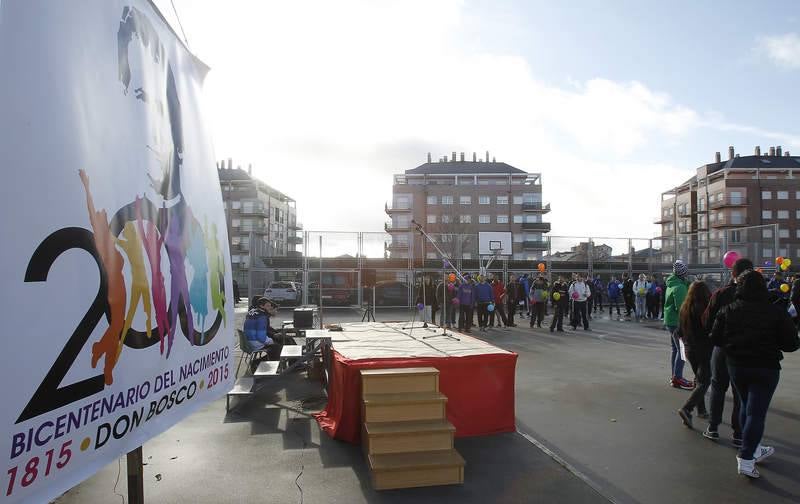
[796, 191, 800, 199]
[797, 230, 800, 239]
[779, 248, 787, 257]
[497, 215, 509, 224]
[698, 197, 705, 211]
[460, 195, 471, 205]
[497, 196, 508, 205]
[796, 210, 800, 219]
[479, 195, 490, 205]
[232, 201, 242, 209]
[427, 215, 436, 224]
[762, 229, 773, 238]
[762, 191, 772, 199]
[427, 195, 437, 205]
[478, 214, 490, 224]
[426, 252, 438, 259]
[513, 215, 523, 223]
[778, 191, 789, 200]
[232, 218, 240, 227]
[441, 215, 452, 223]
[762, 210, 772, 219]
[513, 196, 523, 204]
[459, 215, 471, 224]
[763, 248, 773, 258]
[513, 253, 524, 260]
[513, 234, 523, 243]
[462, 253, 472, 259]
[778, 210, 789, 219]
[442, 195, 453, 205]
[779, 228, 790, 238]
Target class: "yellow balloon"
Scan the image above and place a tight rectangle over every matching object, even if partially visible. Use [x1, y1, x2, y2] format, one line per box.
[784, 259, 792, 267]
[780, 283, 790, 293]
[553, 292, 561, 301]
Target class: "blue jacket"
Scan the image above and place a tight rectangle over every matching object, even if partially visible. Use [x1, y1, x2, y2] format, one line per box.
[475, 282, 494, 303]
[607, 282, 621, 300]
[243, 308, 274, 349]
[768, 278, 790, 300]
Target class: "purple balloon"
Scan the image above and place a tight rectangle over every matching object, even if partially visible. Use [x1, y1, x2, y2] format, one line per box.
[416, 303, 424, 311]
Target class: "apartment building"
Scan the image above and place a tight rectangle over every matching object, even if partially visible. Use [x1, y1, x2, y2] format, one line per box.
[385, 152, 551, 260]
[657, 146, 800, 264]
[217, 160, 302, 274]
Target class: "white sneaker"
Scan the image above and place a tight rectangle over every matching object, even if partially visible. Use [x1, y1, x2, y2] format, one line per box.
[754, 445, 775, 464]
[737, 457, 760, 478]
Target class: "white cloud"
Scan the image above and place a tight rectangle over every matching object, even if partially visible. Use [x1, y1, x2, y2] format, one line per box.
[757, 33, 800, 68]
[154, 1, 788, 240]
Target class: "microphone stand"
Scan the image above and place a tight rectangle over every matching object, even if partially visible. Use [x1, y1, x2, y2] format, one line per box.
[410, 219, 460, 341]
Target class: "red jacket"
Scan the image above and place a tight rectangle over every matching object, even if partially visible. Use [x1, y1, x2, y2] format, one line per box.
[492, 282, 505, 304]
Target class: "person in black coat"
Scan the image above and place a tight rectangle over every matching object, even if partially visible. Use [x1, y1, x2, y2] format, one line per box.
[676, 281, 712, 427]
[711, 270, 799, 478]
[549, 276, 569, 333]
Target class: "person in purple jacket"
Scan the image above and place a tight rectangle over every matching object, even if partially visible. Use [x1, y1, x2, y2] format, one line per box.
[457, 274, 476, 333]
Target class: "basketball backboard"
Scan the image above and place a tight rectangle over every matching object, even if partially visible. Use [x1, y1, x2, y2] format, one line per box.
[478, 231, 512, 257]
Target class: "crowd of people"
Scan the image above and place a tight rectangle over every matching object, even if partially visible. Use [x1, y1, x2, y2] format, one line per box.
[669, 258, 800, 478]
[413, 270, 673, 334]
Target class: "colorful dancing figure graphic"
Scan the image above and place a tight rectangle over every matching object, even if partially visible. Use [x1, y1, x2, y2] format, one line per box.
[79, 169, 127, 385]
[187, 221, 209, 343]
[163, 200, 194, 355]
[115, 221, 153, 355]
[135, 196, 169, 354]
[205, 217, 226, 326]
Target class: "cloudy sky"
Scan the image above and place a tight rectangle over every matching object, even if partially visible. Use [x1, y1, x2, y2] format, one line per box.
[155, 0, 800, 239]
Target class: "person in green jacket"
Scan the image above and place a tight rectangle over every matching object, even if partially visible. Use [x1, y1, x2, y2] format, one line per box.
[664, 260, 692, 390]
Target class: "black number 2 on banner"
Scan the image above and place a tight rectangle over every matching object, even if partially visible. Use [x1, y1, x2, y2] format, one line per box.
[16, 227, 107, 424]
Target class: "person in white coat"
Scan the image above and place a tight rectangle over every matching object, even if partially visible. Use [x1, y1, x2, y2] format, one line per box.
[568, 273, 592, 330]
[633, 273, 650, 322]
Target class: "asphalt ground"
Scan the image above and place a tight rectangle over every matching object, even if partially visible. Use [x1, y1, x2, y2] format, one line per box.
[53, 304, 800, 504]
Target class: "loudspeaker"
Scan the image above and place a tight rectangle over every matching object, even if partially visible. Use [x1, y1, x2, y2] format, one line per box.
[293, 306, 318, 329]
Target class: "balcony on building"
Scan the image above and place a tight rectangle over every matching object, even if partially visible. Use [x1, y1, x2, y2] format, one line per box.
[710, 215, 748, 228]
[522, 239, 549, 250]
[239, 223, 268, 234]
[677, 207, 693, 218]
[289, 221, 303, 230]
[288, 235, 303, 244]
[384, 202, 412, 215]
[710, 195, 748, 209]
[385, 222, 412, 232]
[385, 240, 410, 251]
[239, 204, 268, 216]
[521, 221, 552, 232]
[521, 202, 551, 213]
[655, 213, 675, 224]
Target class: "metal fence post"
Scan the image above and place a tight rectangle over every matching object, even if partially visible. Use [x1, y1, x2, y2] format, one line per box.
[588, 238, 594, 277]
[627, 239, 633, 275]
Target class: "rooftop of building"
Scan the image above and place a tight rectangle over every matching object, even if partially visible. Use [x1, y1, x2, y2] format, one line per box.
[406, 160, 527, 175]
[217, 164, 296, 203]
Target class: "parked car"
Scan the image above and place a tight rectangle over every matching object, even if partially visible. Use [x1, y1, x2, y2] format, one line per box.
[264, 281, 302, 305]
[371, 281, 409, 306]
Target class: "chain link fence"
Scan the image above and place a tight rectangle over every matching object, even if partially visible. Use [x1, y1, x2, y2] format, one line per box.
[233, 225, 789, 308]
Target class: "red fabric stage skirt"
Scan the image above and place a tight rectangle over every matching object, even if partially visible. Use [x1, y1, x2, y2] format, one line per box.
[314, 350, 517, 444]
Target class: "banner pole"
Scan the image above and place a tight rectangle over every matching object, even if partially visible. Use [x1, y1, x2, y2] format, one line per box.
[127, 446, 144, 504]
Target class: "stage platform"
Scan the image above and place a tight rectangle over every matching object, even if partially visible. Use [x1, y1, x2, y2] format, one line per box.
[313, 322, 517, 444]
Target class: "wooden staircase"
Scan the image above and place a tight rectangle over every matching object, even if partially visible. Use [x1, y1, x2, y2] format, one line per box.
[360, 367, 465, 490]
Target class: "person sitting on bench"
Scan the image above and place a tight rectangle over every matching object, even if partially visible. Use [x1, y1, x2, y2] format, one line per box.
[243, 297, 283, 360]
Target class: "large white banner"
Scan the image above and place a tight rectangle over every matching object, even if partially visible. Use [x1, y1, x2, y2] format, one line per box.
[0, 2, 234, 502]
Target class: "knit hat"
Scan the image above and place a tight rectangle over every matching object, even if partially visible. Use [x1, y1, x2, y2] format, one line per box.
[673, 260, 688, 278]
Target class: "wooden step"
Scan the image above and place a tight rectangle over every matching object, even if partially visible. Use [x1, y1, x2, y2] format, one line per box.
[363, 420, 454, 455]
[362, 392, 447, 423]
[368, 450, 464, 490]
[254, 361, 280, 376]
[280, 345, 303, 358]
[361, 367, 439, 396]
